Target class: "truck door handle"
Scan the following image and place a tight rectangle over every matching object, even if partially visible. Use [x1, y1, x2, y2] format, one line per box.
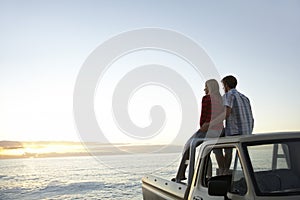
[193, 196, 203, 200]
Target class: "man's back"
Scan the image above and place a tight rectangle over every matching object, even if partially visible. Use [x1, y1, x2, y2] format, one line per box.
[223, 88, 254, 136]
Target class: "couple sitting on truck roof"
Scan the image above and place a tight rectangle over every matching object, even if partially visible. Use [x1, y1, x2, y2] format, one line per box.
[173, 75, 254, 183]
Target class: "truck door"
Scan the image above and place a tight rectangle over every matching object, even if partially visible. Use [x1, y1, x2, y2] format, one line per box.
[189, 145, 247, 200]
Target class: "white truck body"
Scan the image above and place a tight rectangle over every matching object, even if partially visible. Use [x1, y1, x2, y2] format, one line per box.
[142, 132, 300, 200]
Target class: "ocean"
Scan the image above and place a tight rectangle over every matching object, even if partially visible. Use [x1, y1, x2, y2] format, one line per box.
[0, 153, 181, 200]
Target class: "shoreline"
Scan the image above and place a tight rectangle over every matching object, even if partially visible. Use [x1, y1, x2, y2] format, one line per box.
[0, 142, 182, 160]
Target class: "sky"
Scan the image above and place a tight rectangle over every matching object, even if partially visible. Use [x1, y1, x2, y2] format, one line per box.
[0, 0, 300, 145]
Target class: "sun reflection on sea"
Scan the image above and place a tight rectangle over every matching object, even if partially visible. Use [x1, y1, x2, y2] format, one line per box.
[0, 142, 88, 159]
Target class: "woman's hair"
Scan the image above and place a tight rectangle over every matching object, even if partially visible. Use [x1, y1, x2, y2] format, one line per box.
[206, 79, 222, 104]
[206, 79, 220, 95]
[205, 79, 224, 117]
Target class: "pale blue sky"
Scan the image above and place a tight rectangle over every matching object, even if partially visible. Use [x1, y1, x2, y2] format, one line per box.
[0, 0, 299, 143]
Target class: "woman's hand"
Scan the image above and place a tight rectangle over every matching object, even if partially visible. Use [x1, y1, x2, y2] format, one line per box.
[200, 122, 209, 132]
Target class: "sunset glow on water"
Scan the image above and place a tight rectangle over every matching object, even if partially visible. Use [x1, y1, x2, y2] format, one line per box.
[0, 141, 87, 159]
[0, 141, 182, 159]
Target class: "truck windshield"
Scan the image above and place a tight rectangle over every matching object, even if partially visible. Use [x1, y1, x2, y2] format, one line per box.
[245, 140, 300, 196]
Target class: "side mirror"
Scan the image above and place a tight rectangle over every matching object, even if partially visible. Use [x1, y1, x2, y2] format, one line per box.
[208, 175, 231, 196]
[208, 179, 228, 196]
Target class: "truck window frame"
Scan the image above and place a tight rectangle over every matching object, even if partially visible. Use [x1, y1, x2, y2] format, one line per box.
[242, 138, 300, 196]
[196, 143, 248, 196]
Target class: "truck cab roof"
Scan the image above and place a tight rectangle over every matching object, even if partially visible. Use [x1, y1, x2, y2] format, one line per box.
[202, 132, 300, 146]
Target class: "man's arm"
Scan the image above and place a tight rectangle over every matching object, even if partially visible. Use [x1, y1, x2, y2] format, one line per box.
[225, 106, 231, 119]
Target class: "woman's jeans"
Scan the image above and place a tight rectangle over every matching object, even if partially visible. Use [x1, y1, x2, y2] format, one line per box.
[175, 129, 222, 181]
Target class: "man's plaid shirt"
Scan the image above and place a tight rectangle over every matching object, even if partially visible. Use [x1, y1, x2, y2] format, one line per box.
[223, 88, 254, 136]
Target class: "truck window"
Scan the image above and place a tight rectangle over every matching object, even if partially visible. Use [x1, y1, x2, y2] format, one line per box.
[230, 151, 247, 195]
[247, 143, 290, 171]
[202, 147, 247, 196]
[246, 140, 300, 196]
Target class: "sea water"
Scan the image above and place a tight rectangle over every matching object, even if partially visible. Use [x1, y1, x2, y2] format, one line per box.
[0, 153, 181, 200]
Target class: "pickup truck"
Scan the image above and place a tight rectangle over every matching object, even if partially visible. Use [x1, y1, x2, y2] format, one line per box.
[142, 132, 300, 200]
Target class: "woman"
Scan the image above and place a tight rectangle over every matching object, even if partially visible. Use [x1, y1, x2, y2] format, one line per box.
[173, 79, 224, 182]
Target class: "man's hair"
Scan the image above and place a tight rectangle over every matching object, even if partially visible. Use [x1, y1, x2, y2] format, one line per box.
[222, 75, 237, 89]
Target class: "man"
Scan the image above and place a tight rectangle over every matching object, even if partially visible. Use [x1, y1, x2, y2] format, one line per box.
[222, 75, 254, 136]
[220, 75, 254, 174]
